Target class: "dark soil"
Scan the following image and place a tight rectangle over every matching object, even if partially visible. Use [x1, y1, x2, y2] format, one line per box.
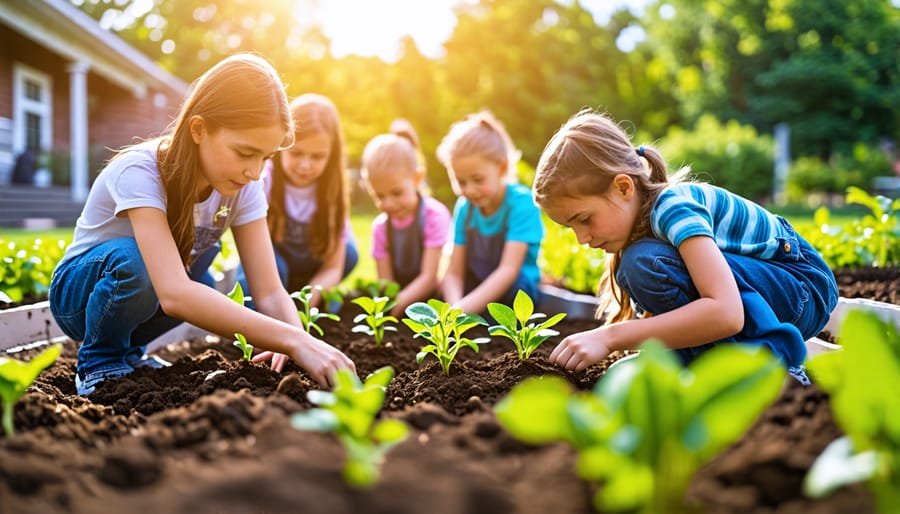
[0, 296, 876, 514]
[834, 267, 900, 304]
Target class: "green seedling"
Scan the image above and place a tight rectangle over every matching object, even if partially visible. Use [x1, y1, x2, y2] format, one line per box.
[495, 341, 784, 513]
[352, 295, 398, 346]
[320, 285, 347, 312]
[0, 344, 61, 436]
[402, 299, 490, 375]
[291, 366, 408, 488]
[351, 278, 400, 300]
[804, 310, 900, 512]
[487, 289, 567, 360]
[225, 283, 254, 361]
[291, 285, 340, 336]
[232, 333, 254, 361]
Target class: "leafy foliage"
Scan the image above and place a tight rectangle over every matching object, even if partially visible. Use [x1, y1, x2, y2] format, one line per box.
[496, 341, 785, 513]
[539, 215, 606, 294]
[657, 115, 774, 201]
[291, 366, 408, 488]
[487, 290, 567, 360]
[402, 299, 490, 375]
[798, 187, 900, 269]
[351, 295, 398, 346]
[804, 310, 900, 511]
[0, 238, 67, 303]
[291, 285, 341, 336]
[0, 344, 61, 436]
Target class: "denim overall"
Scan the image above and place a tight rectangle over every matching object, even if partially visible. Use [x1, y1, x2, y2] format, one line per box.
[386, 194, 425, 288]
[237, 216, 358, 296]
[49, 196, 236, 386]
[463, 203, 539, 306]
[615, 217, 838, 382]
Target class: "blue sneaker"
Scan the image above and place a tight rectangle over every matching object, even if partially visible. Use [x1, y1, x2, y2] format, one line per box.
[75, 365, 133, 396]
[125, 353, 171, 369]
[788, 365, 812, 386]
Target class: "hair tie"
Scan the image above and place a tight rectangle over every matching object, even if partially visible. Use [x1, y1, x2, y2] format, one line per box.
[636, 145, 645, 157]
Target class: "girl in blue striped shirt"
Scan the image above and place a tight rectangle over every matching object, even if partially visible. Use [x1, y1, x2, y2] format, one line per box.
[533, 109, 837, 383]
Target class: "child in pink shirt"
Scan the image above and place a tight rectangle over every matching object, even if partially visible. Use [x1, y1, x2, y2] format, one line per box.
[361, 122, 452, 317]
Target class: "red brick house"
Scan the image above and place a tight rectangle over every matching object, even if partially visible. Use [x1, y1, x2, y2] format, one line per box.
[0, 0, 187, 202]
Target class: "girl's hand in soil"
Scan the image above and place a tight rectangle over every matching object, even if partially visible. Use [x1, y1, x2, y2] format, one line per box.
[252, 351, 290, 372]
[254, 337, 356, 388]
[549, 326, 613, 372]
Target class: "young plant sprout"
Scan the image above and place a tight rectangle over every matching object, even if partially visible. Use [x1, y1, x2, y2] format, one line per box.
[225, 283, 254, 361]
[0, 344, 61, 436]
[291, 285, 340, 336]
[320, 285, 347, 313]
[232, 333, 254, 361]
[291, 366, 408, 488]
[351, 295, 398, 346]
[487, 289, 567, 360]
[804, 310, 900, 512]
[402, 299, 490, 375]
[495, 341, 784, 513]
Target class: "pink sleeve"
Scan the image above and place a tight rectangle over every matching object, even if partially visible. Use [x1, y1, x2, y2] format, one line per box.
[422, 197, 452, 248]
[371, 213, 389, 259]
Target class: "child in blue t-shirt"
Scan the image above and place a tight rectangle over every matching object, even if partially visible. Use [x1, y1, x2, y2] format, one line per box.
[436, 111, 544, 314]
[532, 108, 838, 383]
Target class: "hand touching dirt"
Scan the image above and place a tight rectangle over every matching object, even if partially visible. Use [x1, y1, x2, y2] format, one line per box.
[253, 337, 356, 388]
[549, 325, 613, 372]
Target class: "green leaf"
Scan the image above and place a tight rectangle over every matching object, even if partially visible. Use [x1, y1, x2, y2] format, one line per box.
[681, 344, 785, 458]
[352, 296, 375, 313]
[371, 419, 409, 444]
[512, 289, 534, 325]
[804, 436, 878, 498]
[486, 302, 517, 330]
[290, 409, 339, 431]
[226, 282, 244, 305]
[307, 390, 337, 406]
[405, 302, 438, 324]
[495, 376, 574, 444]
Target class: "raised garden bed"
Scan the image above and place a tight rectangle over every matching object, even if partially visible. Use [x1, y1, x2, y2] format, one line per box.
[0, 269, 895, 514]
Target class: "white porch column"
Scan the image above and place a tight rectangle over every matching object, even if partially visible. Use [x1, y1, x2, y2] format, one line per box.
[67, 61, 90, 203]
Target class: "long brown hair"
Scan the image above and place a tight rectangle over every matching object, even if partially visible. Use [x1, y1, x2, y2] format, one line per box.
[144, 53, 291, 263]
[533, 108, 689, 323]
[268, 94, 347, 259]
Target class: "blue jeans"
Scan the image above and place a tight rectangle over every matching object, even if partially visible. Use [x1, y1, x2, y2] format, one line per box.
[235, 239, 358, 313]
[49, 238, 218, 381]
[616, 227, 837, 369]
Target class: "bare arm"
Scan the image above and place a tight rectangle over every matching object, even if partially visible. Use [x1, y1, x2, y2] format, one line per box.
[550, 235, 744, 371]
[375, 256, 394, 282]
[129, 208, 354, 386]
[440, 244, 467, 305]
[391, 246, 442, 317]
[454, 241, 527, 314]
[306, 239, 347, 309]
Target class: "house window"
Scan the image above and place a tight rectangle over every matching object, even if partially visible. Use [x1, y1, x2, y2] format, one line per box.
[12, 63, 52, 157]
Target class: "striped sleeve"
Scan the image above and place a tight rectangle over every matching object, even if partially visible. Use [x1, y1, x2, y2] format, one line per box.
[651, 183, 786, 259]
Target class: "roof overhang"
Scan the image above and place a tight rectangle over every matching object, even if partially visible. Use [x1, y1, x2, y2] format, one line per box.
[0, 0, 188, 98]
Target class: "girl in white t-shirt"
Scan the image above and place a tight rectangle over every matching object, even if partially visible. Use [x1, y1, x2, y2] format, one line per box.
[49, 55, 355, 396]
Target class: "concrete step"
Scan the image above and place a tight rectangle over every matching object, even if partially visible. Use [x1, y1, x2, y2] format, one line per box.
[0, 185, 83, 228]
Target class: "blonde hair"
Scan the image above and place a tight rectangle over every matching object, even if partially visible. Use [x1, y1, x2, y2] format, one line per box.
[361, 133, 419, 182]
[533, 108, 689, 323]
[268, 93, 348, 259]
[110, 53, 292, 264]
[436, 111, 521, 190]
